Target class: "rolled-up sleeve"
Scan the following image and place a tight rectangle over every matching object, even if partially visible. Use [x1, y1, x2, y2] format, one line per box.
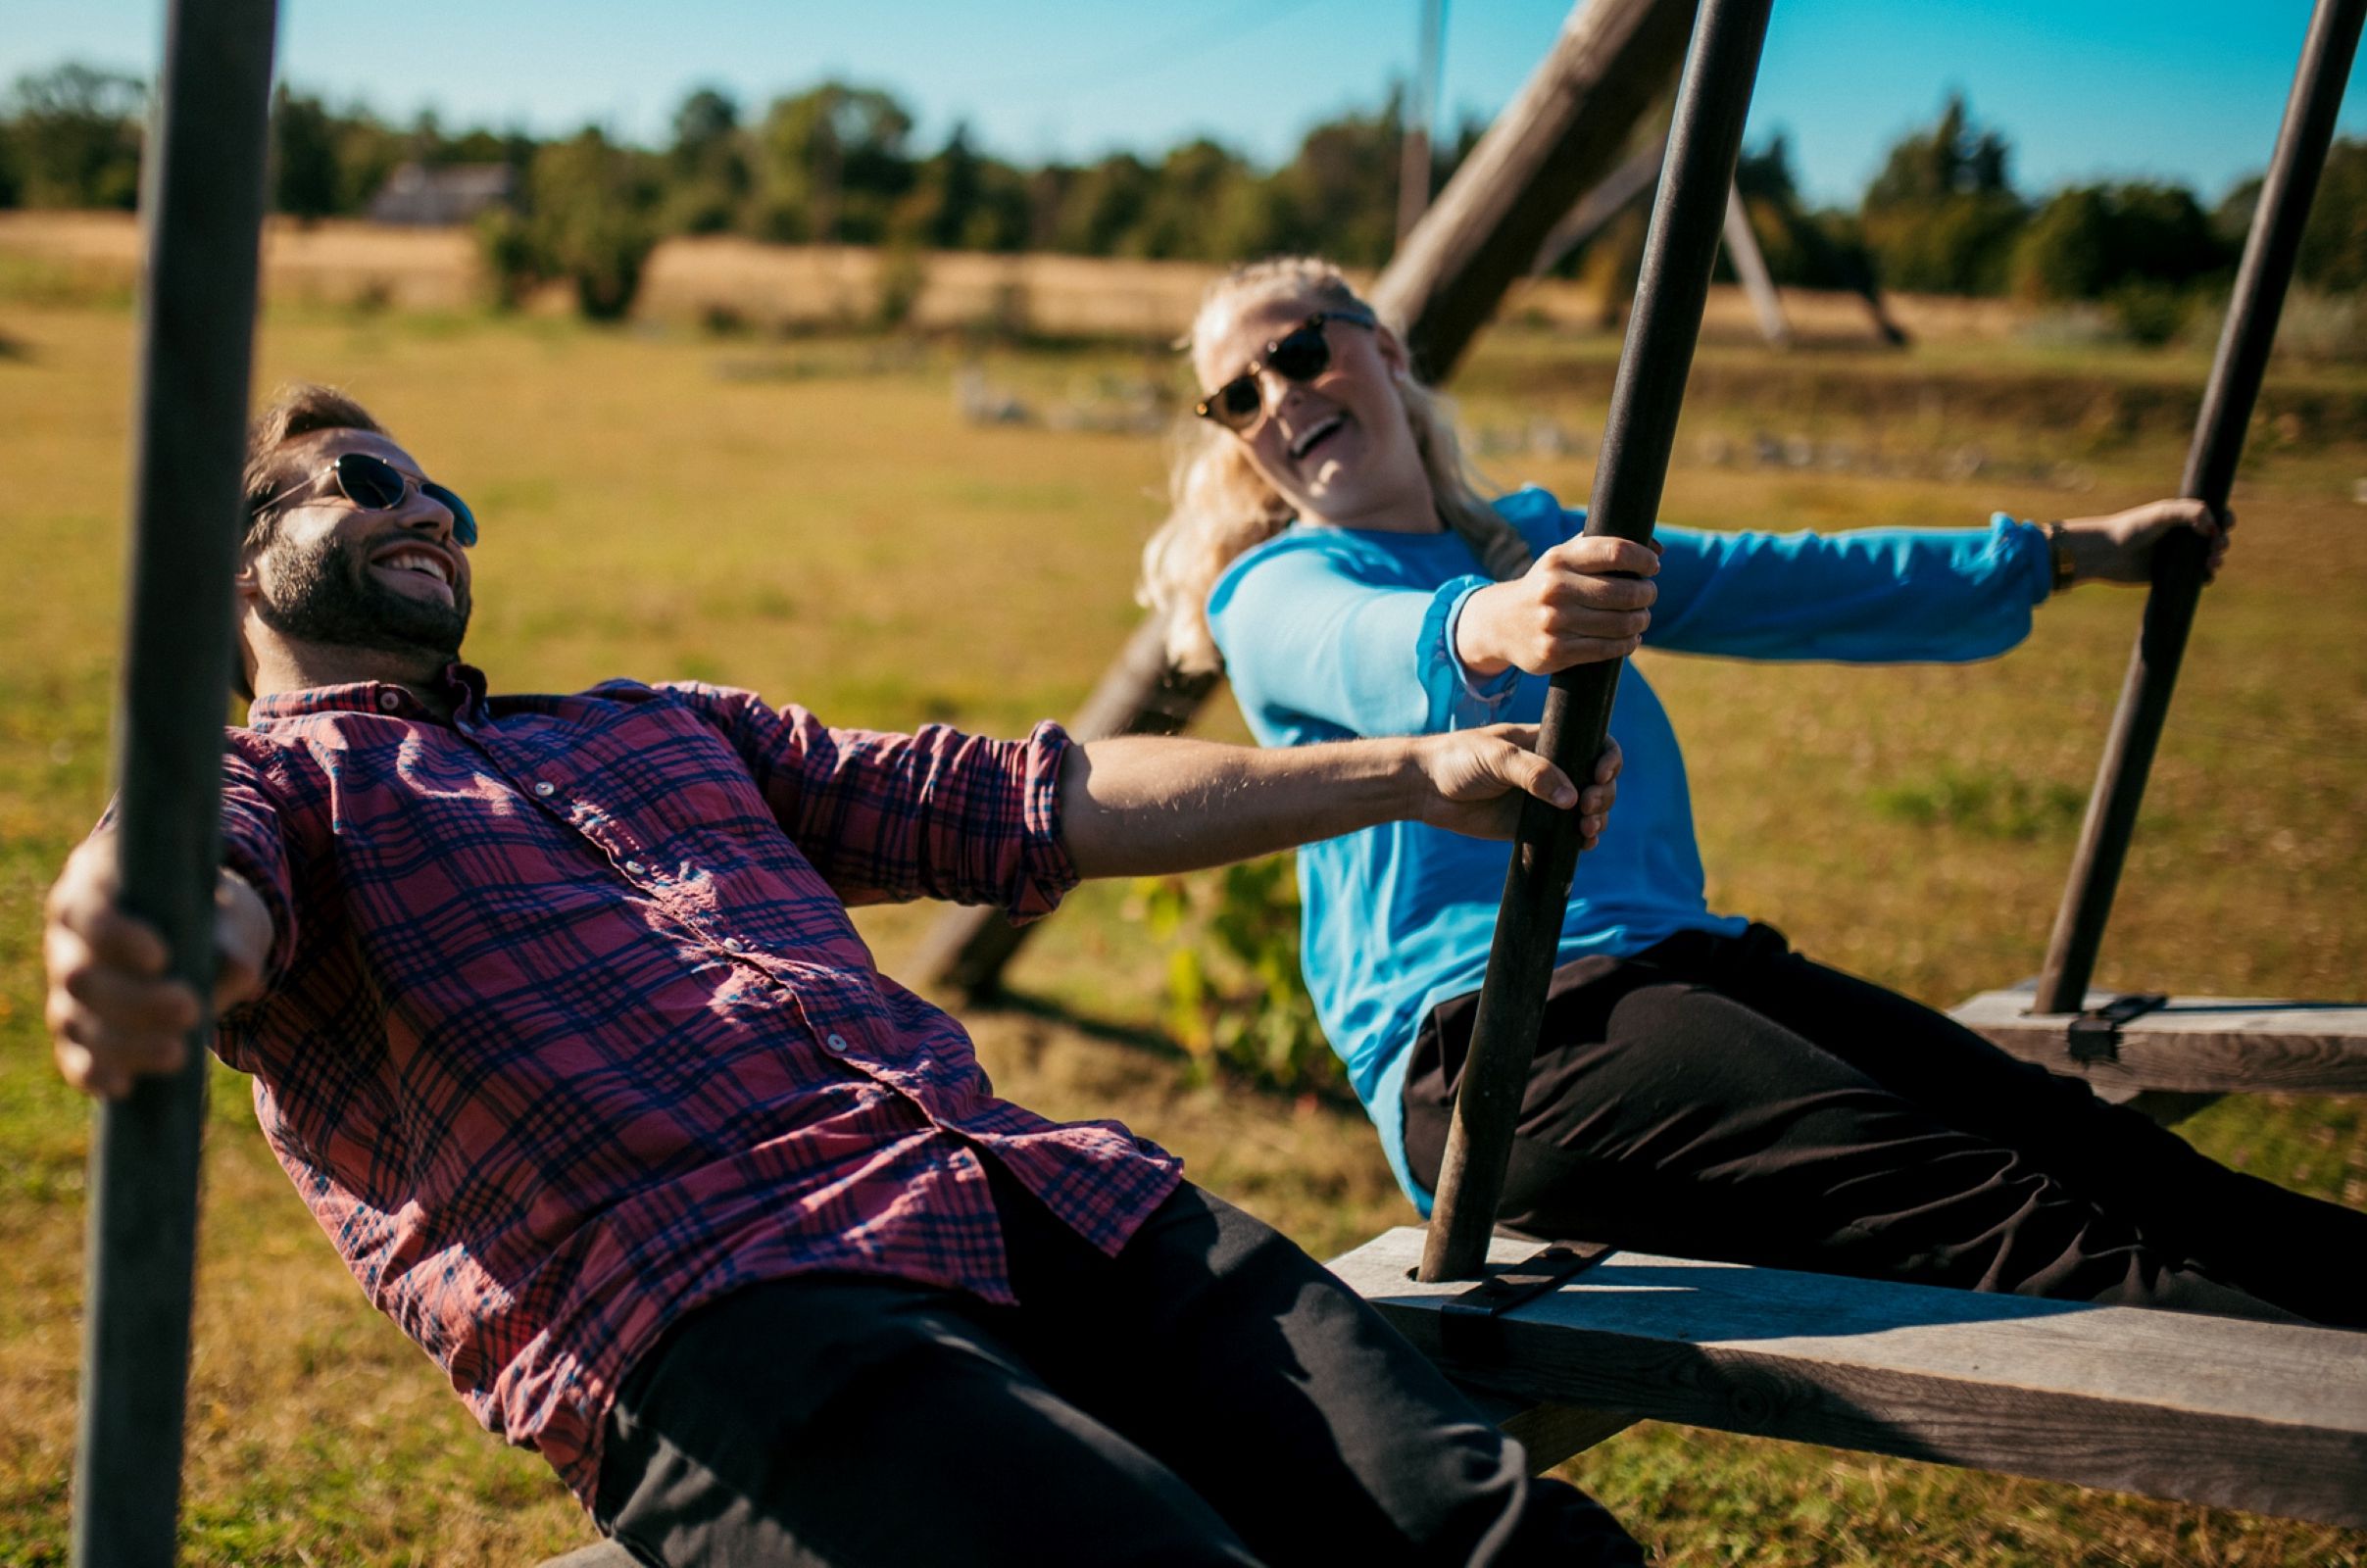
[1210, 542, 1511, 740]
[217, 742, 300, 990]
[685, 684, 1080, 915]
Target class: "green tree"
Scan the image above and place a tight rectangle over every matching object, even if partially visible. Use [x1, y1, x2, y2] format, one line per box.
[2218, 136, 2367, 292]
[1132, 138, 1262, 261]
[271, 86, 343, 220]
[663, 85, 751, 235]
[1047, 153, 1156, 255]
[750, 81, 915, 244]
[1858, 95, 2026, 294]
[5, 63, 146, 210]
[485, 127, 662, 319]
[893, 122, 1029, 252]
[1259, 93, 1406, 268]
[2010, 181, 2230, 302]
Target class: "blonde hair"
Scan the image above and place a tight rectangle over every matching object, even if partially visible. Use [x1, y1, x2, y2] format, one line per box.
[1140, 256, 1531, 674]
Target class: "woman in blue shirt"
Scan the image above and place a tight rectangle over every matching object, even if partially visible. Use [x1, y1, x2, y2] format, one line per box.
[1140, 255, 2362, 1327]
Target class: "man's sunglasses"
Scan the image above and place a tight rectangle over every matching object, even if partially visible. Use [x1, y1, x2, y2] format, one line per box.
[256, 451, 478, 548]
[1194, 308, 1380, 432]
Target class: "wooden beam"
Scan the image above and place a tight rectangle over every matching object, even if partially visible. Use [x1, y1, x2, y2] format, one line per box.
[1950, 988, 2367, 1099]
[914, 0, 1699, 1000]
[1421, 0, 1773, 1285]
[72, 2, 280, 1564]
[1377, 0, 1699, 383]
[2034, 0, 2367, 1012]
[1720, 183, 1792, 347]
[1529, 135, 1666, 278]
[1334, 1227, 2367, 1527]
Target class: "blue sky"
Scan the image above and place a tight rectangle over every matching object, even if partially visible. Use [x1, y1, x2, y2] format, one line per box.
[7, 1, 2362, 207]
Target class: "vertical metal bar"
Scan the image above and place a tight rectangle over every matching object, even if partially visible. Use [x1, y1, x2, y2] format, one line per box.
[2033, 0, 2364, 1015]
[72, 1, 279, 1563]
[1398, 0, 1447, 243]
[1418, 0, 1774, 1284]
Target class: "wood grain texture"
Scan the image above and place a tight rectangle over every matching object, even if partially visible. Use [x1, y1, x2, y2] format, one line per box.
[1331, 1227, 2367, 1526]
[1951, 987, 2367, 1096]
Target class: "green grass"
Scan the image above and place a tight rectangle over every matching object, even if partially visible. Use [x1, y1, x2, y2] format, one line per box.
[1, 295, 2361, 1564]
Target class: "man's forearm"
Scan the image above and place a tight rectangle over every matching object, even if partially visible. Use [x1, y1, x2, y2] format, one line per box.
[1059, 734, 1420, 879]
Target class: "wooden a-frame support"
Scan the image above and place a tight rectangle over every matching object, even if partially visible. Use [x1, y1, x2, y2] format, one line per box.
[72, 2, 280, 1564]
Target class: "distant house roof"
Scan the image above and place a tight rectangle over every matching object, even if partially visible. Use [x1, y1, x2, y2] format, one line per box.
[368, 163, 517, 227]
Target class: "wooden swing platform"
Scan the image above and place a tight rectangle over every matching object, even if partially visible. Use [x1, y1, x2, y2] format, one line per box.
[1328, 1227, 2367, 1528]
[1950, 986, 2367, 1102]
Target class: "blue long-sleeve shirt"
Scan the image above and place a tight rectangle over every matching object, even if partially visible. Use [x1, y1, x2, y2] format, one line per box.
[1205, 485, 2053, 1208]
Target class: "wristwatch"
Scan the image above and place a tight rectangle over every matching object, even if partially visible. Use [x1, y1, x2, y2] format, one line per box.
[2045, 521, 2077, 594]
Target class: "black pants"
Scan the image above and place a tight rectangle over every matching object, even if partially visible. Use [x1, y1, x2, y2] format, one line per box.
[1404, 923, 2367, 1328]
[592, 1163, 1643, 1567]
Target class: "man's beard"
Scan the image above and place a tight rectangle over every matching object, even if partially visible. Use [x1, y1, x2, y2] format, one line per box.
[251, 530, 470, 661]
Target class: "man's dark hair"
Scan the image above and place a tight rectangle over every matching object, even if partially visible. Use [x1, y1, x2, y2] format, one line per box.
[242, 382, 388, 550]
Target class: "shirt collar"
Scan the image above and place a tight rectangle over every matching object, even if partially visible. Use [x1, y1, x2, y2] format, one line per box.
[247, 662, 489, 726]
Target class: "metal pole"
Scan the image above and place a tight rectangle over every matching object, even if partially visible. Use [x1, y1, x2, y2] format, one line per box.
[2033, 0, 2363, 1015]
[1398, 0, 1447, 243]
[1419, 0, 1774, 1284]
[72, 1, 279, 1562]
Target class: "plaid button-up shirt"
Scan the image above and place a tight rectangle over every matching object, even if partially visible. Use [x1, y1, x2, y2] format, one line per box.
[206, 665, 1182, 1502]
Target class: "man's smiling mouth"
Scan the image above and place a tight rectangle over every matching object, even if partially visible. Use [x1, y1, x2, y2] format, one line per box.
[371, 545, 457, 602]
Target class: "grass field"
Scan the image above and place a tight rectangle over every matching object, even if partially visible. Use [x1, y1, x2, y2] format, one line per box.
[1, 277, 2362, 1566]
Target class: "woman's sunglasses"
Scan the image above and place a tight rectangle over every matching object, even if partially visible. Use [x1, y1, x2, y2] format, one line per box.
[1195, 308, 1380, 432]
[255, 451, 479, 547]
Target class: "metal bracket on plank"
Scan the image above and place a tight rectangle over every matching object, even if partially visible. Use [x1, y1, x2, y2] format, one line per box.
[1438, 1242, 1616, 1362]
[2067, 992, 2169, 1064]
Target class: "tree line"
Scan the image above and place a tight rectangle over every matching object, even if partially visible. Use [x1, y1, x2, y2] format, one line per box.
[5, 62, 2363, 333]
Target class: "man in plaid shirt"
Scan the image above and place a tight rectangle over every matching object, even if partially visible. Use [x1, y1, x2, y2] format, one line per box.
[45, 385, 1641, 1566]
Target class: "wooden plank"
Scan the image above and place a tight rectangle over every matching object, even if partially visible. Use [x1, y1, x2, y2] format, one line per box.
[1331, 1227, 2367, 1527]
[1465, 1390, 1643, 1472]
[1951, 987, 2367, 1098]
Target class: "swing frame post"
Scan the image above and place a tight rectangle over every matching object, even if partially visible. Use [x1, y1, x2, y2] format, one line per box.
[1418, 0, 1775, 1284]
[2034, 0, 2365, 1016]
[71, 1, 280, 1562]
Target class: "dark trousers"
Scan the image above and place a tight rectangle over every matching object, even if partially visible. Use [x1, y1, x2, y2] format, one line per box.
[1404, 923, 2367, 1328]
[592, 1163, 1643, 1567]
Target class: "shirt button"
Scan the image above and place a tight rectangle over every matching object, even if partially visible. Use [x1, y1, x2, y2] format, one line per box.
[624, 860, 645, 875]
[722, 937, 745, 954]
[823, 1033, 850, 1054]
[376, 691, 401, 712]
[532, 781, 556, 798]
